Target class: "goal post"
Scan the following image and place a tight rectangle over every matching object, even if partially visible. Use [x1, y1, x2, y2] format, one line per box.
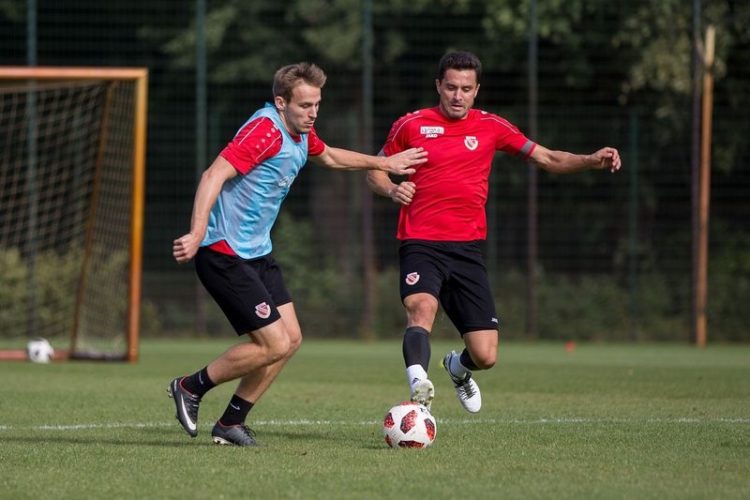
[0, 67, 148, 362]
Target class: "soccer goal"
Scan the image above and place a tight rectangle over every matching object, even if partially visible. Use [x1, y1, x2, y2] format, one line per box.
[0, 67, 147, 362]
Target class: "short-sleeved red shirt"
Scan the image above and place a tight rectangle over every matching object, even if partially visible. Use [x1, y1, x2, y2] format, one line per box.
[220, 116, 326, 174]
[382, 107, 535, 241]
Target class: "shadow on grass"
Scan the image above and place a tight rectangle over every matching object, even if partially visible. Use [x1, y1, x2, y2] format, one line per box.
[256, 426, 390, 450]
[2, 424, 393, 450]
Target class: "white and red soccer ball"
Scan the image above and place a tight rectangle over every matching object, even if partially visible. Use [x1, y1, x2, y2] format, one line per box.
[383, 401, 437, 449]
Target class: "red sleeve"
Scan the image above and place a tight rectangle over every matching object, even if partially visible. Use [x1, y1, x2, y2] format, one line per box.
[381, 113, 413, 156]
[219, 117, 283, 175]
[307, 127, 327, 156]
[492, 115, 536, 159]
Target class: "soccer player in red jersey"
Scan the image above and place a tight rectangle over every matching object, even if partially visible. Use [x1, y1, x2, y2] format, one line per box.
[367, 51, 621, 413]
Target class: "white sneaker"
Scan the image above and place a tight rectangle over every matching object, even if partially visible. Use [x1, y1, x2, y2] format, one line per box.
[410, 378, 435, 411]
[442, 351, 481, 413]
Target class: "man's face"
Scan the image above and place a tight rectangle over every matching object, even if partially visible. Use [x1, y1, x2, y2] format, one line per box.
[275, 82, 321, 135]
[436, 68, 479, 120]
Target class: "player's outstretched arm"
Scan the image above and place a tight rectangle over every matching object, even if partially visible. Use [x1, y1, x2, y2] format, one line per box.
[310, 145, 426, 175]
[529, 145, 621, 174]
[173, 156, 237, 264]
[366, 169, 416, 206]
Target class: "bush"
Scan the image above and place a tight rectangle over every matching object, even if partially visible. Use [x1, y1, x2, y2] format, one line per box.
[272, 213, 362, 337]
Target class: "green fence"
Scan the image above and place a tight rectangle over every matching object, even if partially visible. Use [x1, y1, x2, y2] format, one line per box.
[2, 0, 748, 341]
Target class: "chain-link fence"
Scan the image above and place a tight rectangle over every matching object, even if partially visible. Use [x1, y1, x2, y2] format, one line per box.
[2, 0, 748, 342]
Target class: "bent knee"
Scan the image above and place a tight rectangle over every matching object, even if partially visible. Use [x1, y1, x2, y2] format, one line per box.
[404, 294, 439, 323]
[476, 358, 496, 370]
[287, 330, 302, 355]
[266, 336, 292, 363]
[472, 352, 497, 370]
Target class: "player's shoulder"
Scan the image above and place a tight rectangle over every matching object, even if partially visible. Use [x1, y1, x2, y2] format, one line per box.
[472, 108, 521, 133]
[388, 108, 440, 137]
[392, 108, 432, 126]
[237, 115, 278, 135]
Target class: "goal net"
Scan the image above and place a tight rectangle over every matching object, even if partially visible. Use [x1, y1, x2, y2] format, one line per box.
[0, 67, 147, 362]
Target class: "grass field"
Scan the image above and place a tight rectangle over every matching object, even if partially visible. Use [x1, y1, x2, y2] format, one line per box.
[1, 339, 749, 499]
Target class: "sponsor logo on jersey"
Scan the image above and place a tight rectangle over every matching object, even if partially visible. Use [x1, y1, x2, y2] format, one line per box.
[405, 272, 420, 285]
[420, 126, 444, 138]
[464, 136, 478, 150]
[255, 302, 271, 319]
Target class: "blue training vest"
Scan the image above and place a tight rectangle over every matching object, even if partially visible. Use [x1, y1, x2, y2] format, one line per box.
[202, 103, 309, 259]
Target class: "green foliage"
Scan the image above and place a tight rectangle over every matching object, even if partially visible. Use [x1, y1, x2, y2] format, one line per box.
[0, 246, 79, 339]
[0, 246, 161, 348]
[122, 0, 750, 342]
[0, 247, 29, 334]
[195, 214, 748, 341]
[708, 232, 750, 341]
[0, 0, 23, 20]
[272, 212, 362, 337]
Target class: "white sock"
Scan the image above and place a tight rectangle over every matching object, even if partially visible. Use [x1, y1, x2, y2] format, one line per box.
[406, 364, 429, 390]
[449, 353, 468, 379]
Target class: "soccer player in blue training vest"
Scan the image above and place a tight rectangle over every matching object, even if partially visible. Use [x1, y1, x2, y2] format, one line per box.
[168, 62, 427, 447]
[367, 51, 621, 414]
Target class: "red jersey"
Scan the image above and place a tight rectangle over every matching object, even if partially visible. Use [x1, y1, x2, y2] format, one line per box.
[382, 107, 535, 241]
[220, 116, 326, 175]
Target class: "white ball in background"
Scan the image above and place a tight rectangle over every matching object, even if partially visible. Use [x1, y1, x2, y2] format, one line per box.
[26, 338, 54, 363]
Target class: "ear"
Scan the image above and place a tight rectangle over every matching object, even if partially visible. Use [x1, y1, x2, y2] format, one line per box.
[435, 79, 441, 94]
[274, 95, 286, 111]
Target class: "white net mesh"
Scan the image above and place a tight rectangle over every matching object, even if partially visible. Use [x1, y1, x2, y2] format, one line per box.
[0, 74, 143, 360]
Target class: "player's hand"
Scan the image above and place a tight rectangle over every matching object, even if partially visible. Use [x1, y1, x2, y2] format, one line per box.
[173, 232, 202, 264]
[591, 147, 622, 173]
[382, 147, 427, 176]
[388, 181, 416, 205]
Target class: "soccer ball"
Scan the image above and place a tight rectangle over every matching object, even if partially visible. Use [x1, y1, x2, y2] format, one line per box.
[26, 338, 54, 363]
[382, 401, 437, 449]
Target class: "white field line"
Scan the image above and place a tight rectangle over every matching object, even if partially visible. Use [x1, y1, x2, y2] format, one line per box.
[0, 417, 748, 432]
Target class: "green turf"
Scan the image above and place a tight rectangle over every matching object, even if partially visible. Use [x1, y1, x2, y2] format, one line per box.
[1, 340, 749, 499]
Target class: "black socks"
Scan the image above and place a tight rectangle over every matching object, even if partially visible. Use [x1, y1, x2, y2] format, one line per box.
[403, 326, 431, 370]
[181, 366, 216, 397]
[219, 394, 254, 427]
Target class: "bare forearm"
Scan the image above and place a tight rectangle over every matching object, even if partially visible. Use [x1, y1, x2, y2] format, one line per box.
[189, 162, 233, 237]
[530, 145, 621, 174]
[188, 179, 216, 238]
[531, 150, 594, 173]
[366, 170, 397, 198]
[324, 147, 387, 171]
[312, 146, 424, 175]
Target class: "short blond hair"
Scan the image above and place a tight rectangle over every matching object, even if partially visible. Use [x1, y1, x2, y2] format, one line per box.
[272, 63, 327, 102]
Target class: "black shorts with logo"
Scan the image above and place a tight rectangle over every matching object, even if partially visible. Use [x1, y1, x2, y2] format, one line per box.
[194, 247, 292, 335]
[399, 240, 499, 335]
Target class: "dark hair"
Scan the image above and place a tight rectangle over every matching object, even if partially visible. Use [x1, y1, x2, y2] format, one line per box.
[272, 63, 327, 102]
[436, 51, 482, 83]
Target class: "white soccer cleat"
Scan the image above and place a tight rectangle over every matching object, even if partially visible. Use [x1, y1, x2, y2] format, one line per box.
[410, 378, 435, 411]
[442, 351, 482, 413]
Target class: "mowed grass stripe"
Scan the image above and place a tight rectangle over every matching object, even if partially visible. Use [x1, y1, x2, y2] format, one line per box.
[2, 416, 749, 431]
[1, 339, 748, 500]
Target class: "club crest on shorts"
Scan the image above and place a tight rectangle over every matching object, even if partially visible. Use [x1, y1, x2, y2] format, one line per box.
[464, 136, 478, 151]
[254, 302, 271, 319]
[405, 272, 420, 286]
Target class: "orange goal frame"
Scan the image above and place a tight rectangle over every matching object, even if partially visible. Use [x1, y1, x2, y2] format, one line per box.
[0, 67, 148, 362]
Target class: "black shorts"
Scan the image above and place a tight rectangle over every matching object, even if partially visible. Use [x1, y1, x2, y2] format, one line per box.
[194, 247, 292, 335]
[399, 240, 499, 335]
